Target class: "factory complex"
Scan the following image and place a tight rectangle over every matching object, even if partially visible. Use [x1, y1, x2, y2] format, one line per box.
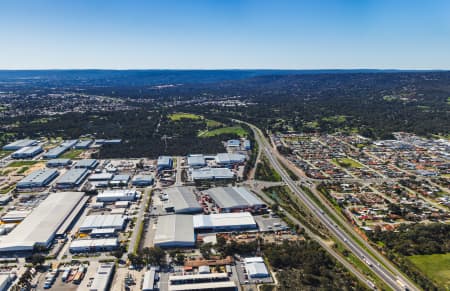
[0, 137, 278, 290]
[0, 192, 85, 252]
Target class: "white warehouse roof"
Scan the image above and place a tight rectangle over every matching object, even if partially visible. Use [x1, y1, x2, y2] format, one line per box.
[0, 192, 85, 252]
[79, 215, 126, 231]
[193, 212, 257, 230]
[154, 215, 195, 248]
[191, 167, 234, 180]
[244, 257, 269, 278]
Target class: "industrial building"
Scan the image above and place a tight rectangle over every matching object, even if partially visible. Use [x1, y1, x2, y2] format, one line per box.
[204, 187, 266, 213]
[2, 139, 37, 151]
[97, 189, 137, 202]
[90, 263, 115, 291]
[1, 210, 31, 222]
[0, 192, 85, 252]
[0, 195, 12, 206]
[132, 174, 154, 186]
[43, 139, 78, 159]
[227, 139, 241, 148]
[55, 168, 89, 189]
[142, 268, 157, 291]
[79, 215, 127, 231]
[243, 140, 251, 150]
[69, 238, 118, 253]
[75, 159, 99, 169]
[164, 187, 202, 214]
[193, 212, 257, 232]
[191, 168, 234, 181]
[0, 273, 13, 291]
[187, 155, 206, 168]
[110, 174, 130, 186]
[244, 257, 269, 278]
[74, 139, 93, 149]
[90, 228, 117, 238]
[215, 153, 246, 166]
[153, 215, 195, 248]
[88, 173, 113, 181]
[168, 273, 236, 291]
[11, 145, 43, 159]
[46, 158, 72, 167]
[157, 156, 173, 171]
[16, 168, 59, 189]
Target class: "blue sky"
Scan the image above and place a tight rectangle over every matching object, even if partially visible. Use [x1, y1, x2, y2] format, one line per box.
[1, 0, 449, 69]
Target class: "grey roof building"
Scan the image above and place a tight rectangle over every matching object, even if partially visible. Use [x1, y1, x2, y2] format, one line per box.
[74, 139, 93, 149]
[74, 159, 99, 169]
[187, 155, 206, 168]
[164, 187, 202, 214]
[11, 146, 43, 159]
[153, 214, 195, 248]
[79, 215, 127, 231]
[2, 139, 37, 151]
[131, 174, 154, 186]
[204, 187, 265, 212]
[16, 168, 59, 188]
[191, 167, 234, 181]
[46, 159, 72, 167]
[55, 168, 89, 189]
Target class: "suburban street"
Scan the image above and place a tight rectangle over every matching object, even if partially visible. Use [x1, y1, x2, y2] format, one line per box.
[238, 119, 420, 291]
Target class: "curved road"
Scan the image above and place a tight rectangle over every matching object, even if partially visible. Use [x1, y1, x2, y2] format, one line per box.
[237, 119, 419, 291]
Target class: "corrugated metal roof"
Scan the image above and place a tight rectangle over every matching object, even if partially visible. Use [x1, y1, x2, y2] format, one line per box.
[193, 212, 256, 229]
[0, 192, 84, 251]
[154, 215, 194, 247]
[205, 187, 264, 209]
[165, 187, 202, 213]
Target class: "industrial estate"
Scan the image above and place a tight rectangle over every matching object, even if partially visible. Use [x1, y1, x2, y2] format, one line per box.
[0, 116, 447, 291]
[0, 134, 285, 291]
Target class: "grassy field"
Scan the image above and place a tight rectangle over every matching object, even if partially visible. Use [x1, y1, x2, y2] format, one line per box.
[0, 150, 11, 159]
[408, 253, 450, 289]
[205, 119, 223, 128]
[8, 160, 41, 167]
[332, 157, 364, 169]
[60, 149, 84, 159]
[168, 112, 202, 121]
[198, 126, 247, 138]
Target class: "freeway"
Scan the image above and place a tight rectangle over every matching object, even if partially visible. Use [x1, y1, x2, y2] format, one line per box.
[239, 120, 419, 291]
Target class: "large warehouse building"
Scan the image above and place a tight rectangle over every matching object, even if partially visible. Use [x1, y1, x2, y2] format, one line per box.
[16, 168, 59, 189]
[69, 238, 118, 253]
[164, 187, 202, 214]
[153, 215, 195, 248]
[204, 187, 266, 213]
[43, 139, 78, 159]
[11, 145, 43, 159]
[0, 192, 85, 253]
[215, 153, 246, 166]
[2, 139, 37, 151]
[79, 215, 127, 232]
[193, 212, 257, 232]
[97, 189, 137, 202]
[157, 156, 173, 171]
[191, 168, 234, 181]
[55, 168, 89, 189]
[74, 159, 99, 169]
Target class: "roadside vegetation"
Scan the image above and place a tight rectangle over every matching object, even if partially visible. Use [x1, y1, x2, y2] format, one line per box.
[255, 155, 282, 182]
[369, 223, 450, 290]
[198, 126, 247, 138]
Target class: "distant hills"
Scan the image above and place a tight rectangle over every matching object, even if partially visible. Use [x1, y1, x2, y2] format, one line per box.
[0, 69, 446, 87]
